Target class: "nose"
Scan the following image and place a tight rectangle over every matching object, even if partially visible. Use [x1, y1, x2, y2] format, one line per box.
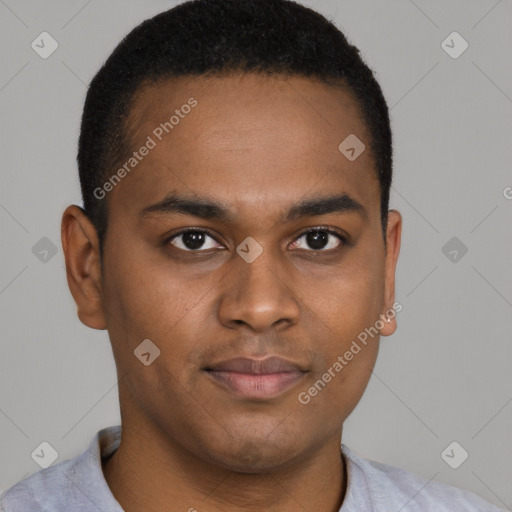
[217, 247, 301, 333]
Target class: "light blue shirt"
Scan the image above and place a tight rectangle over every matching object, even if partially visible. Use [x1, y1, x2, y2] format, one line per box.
[1, 425, 503, 511]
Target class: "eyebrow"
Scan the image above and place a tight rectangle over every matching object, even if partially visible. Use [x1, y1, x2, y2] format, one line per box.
[139, 192, 366, 223]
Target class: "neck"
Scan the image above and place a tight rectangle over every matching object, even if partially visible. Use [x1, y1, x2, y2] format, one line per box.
[102, 421, 346, 512]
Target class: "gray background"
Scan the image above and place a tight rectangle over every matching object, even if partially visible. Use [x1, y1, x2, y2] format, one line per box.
[1, 0, 511, 508]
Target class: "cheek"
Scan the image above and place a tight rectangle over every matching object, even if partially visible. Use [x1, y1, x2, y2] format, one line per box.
[101, 237, 220, 387]
[102, 238, 197, 334]
[299, 299, 380, 423]
[299, 252, 383, 403]
[308, 254, 385, 339]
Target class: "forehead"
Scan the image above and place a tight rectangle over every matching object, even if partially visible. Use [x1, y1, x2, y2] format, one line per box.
[128, 73, 370, 150]
[110, 73, 379, 223]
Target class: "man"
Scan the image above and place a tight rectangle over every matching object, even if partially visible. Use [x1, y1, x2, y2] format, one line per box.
[1, 0, 502, 510]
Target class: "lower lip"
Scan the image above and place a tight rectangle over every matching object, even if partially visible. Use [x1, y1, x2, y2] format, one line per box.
[206, 371, 306, 399]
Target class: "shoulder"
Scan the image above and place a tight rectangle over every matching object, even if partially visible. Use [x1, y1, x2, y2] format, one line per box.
[342, 445, 505, 511]
[1, 426, 122, 512]
[1, 455, 77, 512]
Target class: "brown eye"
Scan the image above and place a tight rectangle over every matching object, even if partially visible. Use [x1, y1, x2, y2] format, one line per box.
[290, 228, 346, 251]
[167, 230, 223, 251]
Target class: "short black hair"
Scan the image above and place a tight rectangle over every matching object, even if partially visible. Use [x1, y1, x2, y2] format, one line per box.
[78, 0, 392, 257]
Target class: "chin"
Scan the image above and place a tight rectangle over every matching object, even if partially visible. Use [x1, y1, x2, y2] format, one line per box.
[197, 431, 308, 474]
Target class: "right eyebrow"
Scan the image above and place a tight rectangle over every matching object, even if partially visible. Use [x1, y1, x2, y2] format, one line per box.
[139, 194, 233, 222]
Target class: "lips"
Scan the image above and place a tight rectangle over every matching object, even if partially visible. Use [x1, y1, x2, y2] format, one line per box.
[204, 356, 308, 400]
[206, 356, 305, 374]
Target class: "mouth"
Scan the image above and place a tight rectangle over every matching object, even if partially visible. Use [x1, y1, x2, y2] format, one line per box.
[203, 356, 308, 400]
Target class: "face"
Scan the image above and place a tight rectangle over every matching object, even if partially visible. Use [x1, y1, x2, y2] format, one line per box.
[63, 73, 401, 472]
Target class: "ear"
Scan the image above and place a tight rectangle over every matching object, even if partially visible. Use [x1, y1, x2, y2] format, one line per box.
[378, 209, 402, 337]
[61, 205, 107, 330]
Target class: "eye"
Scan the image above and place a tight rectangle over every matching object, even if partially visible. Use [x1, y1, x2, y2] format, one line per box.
[167, 229, 224, 251]
[289, 228, 347, 251]
[165, 227, 347, 253]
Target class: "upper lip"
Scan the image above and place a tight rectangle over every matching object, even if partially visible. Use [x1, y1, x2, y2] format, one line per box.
[205, 356, 306, 374]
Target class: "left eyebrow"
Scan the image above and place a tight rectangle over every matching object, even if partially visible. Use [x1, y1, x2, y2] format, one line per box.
[138, 192, 366, 223]
[283, 193, 367, 222]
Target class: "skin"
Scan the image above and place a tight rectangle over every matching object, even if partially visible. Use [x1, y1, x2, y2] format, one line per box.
[61, 73, 401, 512]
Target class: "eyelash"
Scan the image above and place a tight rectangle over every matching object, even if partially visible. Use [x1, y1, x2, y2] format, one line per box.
[164, 226, 348, 252]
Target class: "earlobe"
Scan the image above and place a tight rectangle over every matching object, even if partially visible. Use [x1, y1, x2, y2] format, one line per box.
[61, 205, 107, 330]
[380, 209, 402, 338]
[378, 312, 398, 337]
